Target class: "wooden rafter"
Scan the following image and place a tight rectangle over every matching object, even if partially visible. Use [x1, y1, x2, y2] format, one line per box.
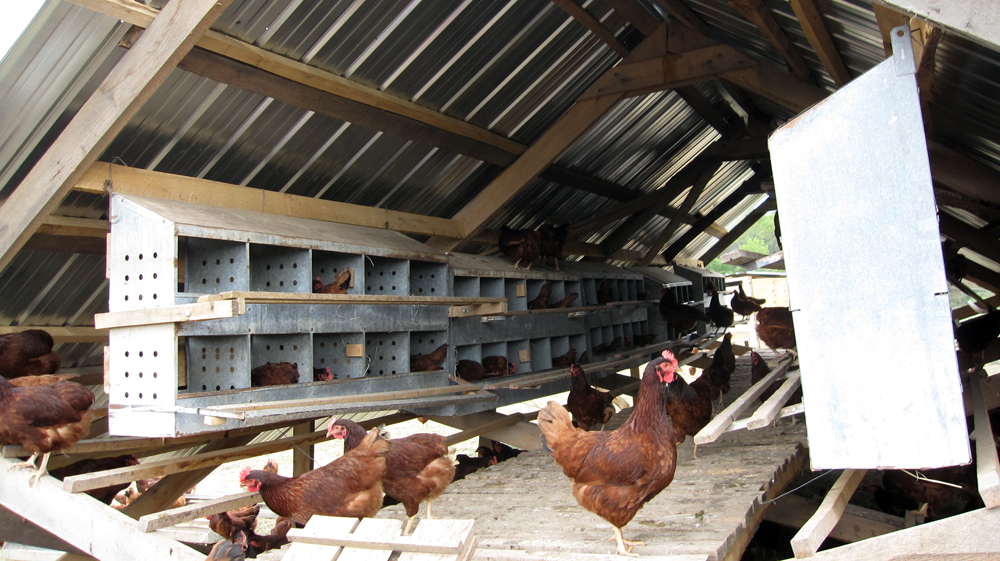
[601, 0, 661, 35]
[698, 197, 775, 263]
[0, 0, 232, 274]
[675, 85, 731, 133]
[788, 0, 852, 86]
[550, 0, 630, 57]
[580, 44, 757, 99]
[638, 162, 722, 265]
[650, 0, 711, 35]
[423, 23, 673, 252]
[939, 213, 1000, 266]
[872, 4, 942, 119]
[730, 0, 812, 81]
[661, 173, 763, 261]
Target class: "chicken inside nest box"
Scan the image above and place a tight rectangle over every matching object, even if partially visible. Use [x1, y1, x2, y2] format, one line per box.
[768, 26, 969, 470]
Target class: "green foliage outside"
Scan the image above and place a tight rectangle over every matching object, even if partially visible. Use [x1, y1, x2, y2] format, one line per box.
[705, 212, 781, 275]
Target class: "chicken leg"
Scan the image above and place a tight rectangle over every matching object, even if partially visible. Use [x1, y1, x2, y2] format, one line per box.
[607, 527, 643, 557]
[403, 515, 416, 536]
[9, 452, 51, 487]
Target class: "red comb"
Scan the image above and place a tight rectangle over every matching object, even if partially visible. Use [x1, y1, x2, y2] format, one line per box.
[661, 350, 676, 362]
[239, 466, 252, 482]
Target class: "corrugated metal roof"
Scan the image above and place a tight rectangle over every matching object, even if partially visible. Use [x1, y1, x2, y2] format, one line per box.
[0, 0, 999, 370]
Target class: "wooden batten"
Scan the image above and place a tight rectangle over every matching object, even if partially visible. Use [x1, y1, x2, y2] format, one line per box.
[137, 490, 261, 533]
[788, 0, 852, 86]
[95, 299, 246, 329]
[790, 469, 868, 558]
[695, 353, 795, 444]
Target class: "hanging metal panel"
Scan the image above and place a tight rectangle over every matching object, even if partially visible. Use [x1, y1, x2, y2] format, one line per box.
[769, 27, 968, 469]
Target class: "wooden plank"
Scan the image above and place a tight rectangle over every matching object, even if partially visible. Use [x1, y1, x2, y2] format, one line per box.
[730, 0, 812, 81]
[94, 299, 245, 329]
[0, 326, 107, 343]
[198, 292, 504, 307]
[878, 0, 1000, 51]
[423, 22, 670, 251]
[37, 216, 110, 238]
[206, 385, 475, 413]
[790, 469, 867, 558]
[76, 164, 464, 239]
[284, 516, 360, 561]
[137, 490, 261, 533]
[400, 518, 477, 561]
[776, 506, 1000, 561]
[449, 302, 507, 317]
[872, 2, 909, 57]
[581, 45, 757, 99]
[764, 494, 903, 543]
[339, 518, 404, 561]
[746, 372, 801, 429]
[788, 0, 851, 86]
[971, 374, 1000, 508]
[0, 457, 204, 560]
[694, 354, 795, 444]
[64, 430, 330, 494]
[729, 402, 804, 432]
[0, 505, 90, 555]
[719, 64, 828, 114]
[430, 411, 543, 452]
[550, 0, 629, 57]
[0, 0, 232, 274]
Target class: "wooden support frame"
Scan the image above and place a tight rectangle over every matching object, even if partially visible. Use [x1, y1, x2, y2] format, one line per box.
[746, 372, 801, 429]
[764, 494, 903, 543]
[423, 23, 672, 252]
[0, 0, 232, 274]
[699, 198, 776, 263]
[550, 0, 630, 57]
[0, 457, 204, 560]
[651, 0, 711, 35]
[790, 469, 868, 558]
[293, 421, 315, 477]
[639, 161, 722, 265]
[661, 174, 762, 261]
[788, 0, 852, 86]
[730, 0, 812, 82]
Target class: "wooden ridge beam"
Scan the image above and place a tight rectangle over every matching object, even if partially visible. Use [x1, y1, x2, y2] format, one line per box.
[423, 23, 672, 252]
[75, 164, 464, 239]
[788, 0, 852, 86]
[550, 0, 630, 57]
[699, 197, 775, 263]
[0, 0, 232, 274]
[0, 457, 204, 560]
[730, 0, 812, 82]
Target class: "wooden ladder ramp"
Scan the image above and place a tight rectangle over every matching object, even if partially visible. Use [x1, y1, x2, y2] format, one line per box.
[285, 516, 477, 561]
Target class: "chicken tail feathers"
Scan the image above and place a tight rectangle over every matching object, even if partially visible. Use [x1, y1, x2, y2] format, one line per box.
[537, 400, 575, 453]
[359, 428, 391, 456]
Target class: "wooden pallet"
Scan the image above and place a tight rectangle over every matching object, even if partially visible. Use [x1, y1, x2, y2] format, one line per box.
[285, 516, 476, 561]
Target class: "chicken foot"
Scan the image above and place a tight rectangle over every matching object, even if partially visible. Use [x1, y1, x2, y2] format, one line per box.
[607, 527, 643, 557]
[9, 452, 51, 487]
[403, 500, 437, 535]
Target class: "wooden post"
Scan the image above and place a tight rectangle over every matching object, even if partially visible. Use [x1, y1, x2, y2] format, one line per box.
[971, 373, 1000, 507]
[293, 421, 315, 477]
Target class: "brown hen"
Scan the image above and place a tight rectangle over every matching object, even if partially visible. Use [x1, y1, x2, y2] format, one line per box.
[239, 428, 389, 526]
[313, 268, 353, 294]
[329, 418, 455, 535]
[251, 362, 300, 387]
[410, 344, 448, 372]
[565, 363, 615, 431]
[538, 352, 679, 556]
[756, 307, 796, 354]
[0, 329, 60, 379]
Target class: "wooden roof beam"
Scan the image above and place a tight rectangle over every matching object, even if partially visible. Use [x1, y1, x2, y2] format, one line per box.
[602, 0, 662, 35]
[550, 0, 630, 57]
[0, 0, 232, 275]
[75, 164, 464, 239]
[423, 22, 673, 252]
[788, 0, 852, 86]
[698, 197, 775, 263]
[730, 0, 812, 82]
[674, 85, 732, 133]
[650, 0, 711, 35]
[639, 162, 722, 265]
[661, 173, 763, 261]
[939, 213, 1000, 266]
